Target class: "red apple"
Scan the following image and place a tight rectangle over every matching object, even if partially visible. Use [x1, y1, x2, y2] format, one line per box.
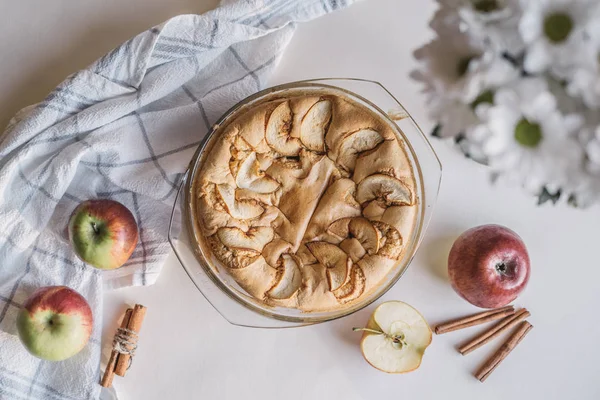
[68, 199, 138, 270]
[448, 224, 530, 308]
[17, 286, 93, 361]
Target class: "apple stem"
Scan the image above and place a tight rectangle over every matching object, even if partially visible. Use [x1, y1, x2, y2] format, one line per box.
[91, 222, 99, 234]
[352, 327, 383, 335]
[352, 327, 408, 349]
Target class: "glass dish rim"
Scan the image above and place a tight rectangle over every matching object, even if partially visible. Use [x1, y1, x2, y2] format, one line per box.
[172, 77, 442, 325]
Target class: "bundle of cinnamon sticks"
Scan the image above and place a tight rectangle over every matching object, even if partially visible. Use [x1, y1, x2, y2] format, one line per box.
[434, 305, 532, 382]
[101, 304, 147, 388]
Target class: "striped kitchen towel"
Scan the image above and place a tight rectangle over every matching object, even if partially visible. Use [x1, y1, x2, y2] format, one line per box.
[0, 0, 355, 398]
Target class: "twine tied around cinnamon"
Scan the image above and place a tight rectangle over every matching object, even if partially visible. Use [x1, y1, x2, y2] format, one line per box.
[112, 327, 139, 369]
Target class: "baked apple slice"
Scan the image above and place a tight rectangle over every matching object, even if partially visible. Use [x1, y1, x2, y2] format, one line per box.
[267, 254, 302, 300]
[235, 152, 280, 194]
[217, 226, 274, 252]
[300, 99, 331, 152]
[356, 174, 412, 207]
[337, 129, 383, 172]
[266, 101, 303, 156]
[306, 242, 351, 291]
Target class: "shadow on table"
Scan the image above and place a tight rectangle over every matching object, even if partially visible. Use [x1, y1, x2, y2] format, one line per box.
[419, 232, 462, 283]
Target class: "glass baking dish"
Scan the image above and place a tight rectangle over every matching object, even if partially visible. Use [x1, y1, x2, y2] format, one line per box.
[168, 78, 442, 328]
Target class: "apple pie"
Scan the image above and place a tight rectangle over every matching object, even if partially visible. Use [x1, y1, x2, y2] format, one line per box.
[191, 89, 418, 312]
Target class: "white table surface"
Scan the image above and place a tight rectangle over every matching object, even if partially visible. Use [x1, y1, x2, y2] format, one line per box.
[3, 1, 600, 399]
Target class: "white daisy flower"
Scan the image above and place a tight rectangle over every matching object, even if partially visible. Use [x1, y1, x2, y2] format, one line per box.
[458, 0, 525, 54]
[430, 2, 463, 35]
[412, 26, 518, 138]
[568, 166, 600, 207]
[412, 28, 487, 102]
[583, 125, 600, 173]
[519, 0, 598, 75]
[564, 121, 600, 207]
[471, 78, 585, 193]
[566, 21, 600, 109]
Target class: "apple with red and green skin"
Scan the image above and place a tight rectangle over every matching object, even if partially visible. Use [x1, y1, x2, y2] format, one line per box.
[68, 199, 138, 270]
[448, 224, 530, 308]
[17, 286, 93, 361]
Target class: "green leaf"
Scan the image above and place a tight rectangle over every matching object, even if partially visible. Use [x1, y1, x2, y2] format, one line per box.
[537, 187, 561, 206]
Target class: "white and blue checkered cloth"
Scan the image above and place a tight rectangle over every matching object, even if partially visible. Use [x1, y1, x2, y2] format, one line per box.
[0, 0, 355, 398]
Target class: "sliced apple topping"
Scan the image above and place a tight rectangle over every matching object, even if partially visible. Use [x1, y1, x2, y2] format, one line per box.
[356, 174, 412, 207]
[267, 254, 303, 299]
[215, 184, 264, 220]
[337, 129, 384, 172]
[207, 235, 260, 269]
[332, 265, 366, 303]
[327, 217, 380, 255]
[235, 152, 280, 194]
[306, 241, 351, 291]
[296, 244, 318, 265]
[235, 188, 281, 207]
[340, 238, 366, 262]
[217, 226, 274, 252]
[234, 135, 254, 151]
[371, 221, 402, 259]
[195, 92, 420, 312]
[362, 200, 386, 219]
[266, 101, 302, 156]
[355, 301, 432, 374]
[300, 99, 332, 152]
[262, 238, 293, 268]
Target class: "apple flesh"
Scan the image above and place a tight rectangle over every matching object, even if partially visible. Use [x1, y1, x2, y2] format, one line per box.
[448, 224, 530, 308]
[17, 286, 93, 361]
[355, 301, 432, 373]
[68, 199, 138, 270]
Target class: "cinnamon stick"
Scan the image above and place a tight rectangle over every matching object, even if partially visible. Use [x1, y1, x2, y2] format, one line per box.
[434, 306, 514, 335]
[114, 304, 146, 377]
[476, 321, 533, 382]
[458, 308, 530, 355]
[101, 308, 133, 388]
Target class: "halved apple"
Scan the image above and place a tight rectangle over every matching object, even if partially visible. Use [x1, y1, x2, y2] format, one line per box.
[300, 99, 332, 152]
[355, 301, 432, 374]
[337, 129, 384, 172]
[356, 174, 412, 207]
[217, 226, 274, 252]
[267, 254, 302, 299]
[306, 241, 351, 291]
[266, 101, 303, 156]
[235, 152, 280, 194]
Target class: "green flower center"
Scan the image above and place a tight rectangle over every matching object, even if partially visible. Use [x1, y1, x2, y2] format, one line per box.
[514, 118, 543, 148]
[473, 0, 499, 13]
[470, 90, 495, 109]
[543, 12, 573, 43]
[457, 57, 474, 77]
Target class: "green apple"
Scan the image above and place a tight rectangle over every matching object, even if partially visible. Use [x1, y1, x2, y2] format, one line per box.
[17, 286, 93, 361]
[68, 199, 138, 270]
[354, 301, 432, 373]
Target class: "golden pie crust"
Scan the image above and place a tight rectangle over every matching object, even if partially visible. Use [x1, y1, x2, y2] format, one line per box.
[191, 89, 418, 312]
